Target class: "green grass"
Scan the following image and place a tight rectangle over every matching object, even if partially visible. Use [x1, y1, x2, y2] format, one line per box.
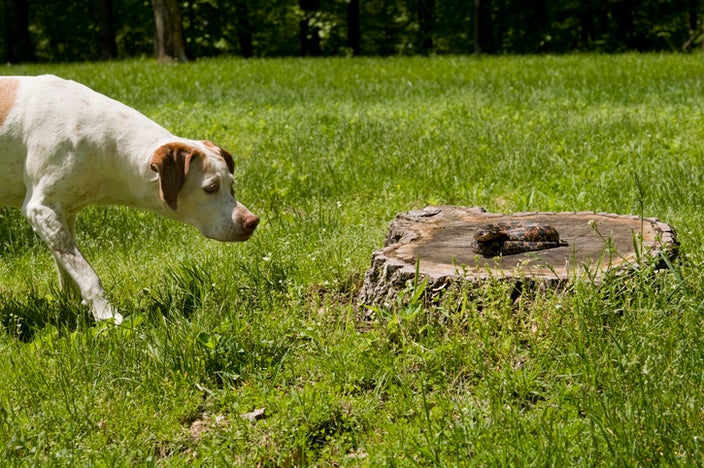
[1, 54, 704, 465]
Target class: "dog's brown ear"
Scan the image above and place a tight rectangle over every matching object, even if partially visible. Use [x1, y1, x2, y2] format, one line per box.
[202, 140, 235, 173]
[150, 143, 202, 210]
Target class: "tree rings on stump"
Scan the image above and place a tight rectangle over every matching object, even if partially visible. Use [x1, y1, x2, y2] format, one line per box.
[359, 206, 678, 306]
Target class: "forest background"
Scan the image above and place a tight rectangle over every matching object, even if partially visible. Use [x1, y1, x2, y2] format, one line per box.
[2, 0, 704, 64]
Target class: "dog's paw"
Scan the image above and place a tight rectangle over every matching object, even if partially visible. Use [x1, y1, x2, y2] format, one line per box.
[91, 299, 123, 325]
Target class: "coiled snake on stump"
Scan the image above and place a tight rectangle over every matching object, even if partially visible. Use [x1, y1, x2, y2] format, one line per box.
[471, 221, 568, 257]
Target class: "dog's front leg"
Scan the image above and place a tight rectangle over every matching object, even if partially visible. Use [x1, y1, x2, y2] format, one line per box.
[56, 213, 81, 299]
[22, 199, 123, 324]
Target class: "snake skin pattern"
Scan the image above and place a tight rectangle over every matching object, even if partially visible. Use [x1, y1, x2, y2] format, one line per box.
[471, 221, 568, 257]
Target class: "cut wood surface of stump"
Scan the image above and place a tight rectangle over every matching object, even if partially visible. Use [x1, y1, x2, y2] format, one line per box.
[359, 206, 678, 306]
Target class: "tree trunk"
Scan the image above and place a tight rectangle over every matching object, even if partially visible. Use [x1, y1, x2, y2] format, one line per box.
[417, 0, 434, 53]
[234, 1, 253, 57]
[3, 0, 34, 63]
[700, 0, 704, 50]
[473, 0, 493, 54]
[347, 0, 360, 55]
[151, 0, 188, 62]
[609, 0, 638, 50]
[688, 0, 699, 33]
[682, 0, 702, 50]
[578, 1, 596, 47]
[530, 0, 548, 51]
[97, 0, 118, 60]
[299, 0, 322, 56]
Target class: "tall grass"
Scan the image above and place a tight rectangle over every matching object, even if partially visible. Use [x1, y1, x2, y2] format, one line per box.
[1, 54, 704, 464]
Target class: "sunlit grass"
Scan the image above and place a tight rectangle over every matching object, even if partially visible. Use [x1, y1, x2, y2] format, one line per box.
[1, 54, 704, 464]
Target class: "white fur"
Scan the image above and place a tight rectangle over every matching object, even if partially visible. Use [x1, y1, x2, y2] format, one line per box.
[0, 74, 259, 324]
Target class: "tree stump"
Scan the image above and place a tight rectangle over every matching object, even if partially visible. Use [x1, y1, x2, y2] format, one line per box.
[359, 206, 678, 307]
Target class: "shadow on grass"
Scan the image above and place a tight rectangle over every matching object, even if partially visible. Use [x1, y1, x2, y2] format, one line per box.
[0, 291, 84, 342]
[146, 261, 214, 320]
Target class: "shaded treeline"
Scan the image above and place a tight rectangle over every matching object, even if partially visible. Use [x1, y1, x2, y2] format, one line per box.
[2, 0, 703, 62]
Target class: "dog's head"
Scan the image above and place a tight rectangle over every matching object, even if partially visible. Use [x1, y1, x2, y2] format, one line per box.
[149, 141, 259, 242]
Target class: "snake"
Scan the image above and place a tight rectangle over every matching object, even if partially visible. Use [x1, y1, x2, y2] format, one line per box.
[471, 221, 568, 257]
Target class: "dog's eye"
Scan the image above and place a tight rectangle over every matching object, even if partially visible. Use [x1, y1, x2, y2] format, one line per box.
[203, 182, 219, 194]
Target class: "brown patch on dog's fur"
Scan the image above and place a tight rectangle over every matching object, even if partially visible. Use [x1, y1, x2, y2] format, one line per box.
[0, 78, 19, 126]
[202, 140, 234, 173]
[150, 143, 208, 211]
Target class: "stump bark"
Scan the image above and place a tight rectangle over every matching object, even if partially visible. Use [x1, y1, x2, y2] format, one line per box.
[359, 206, 678, 306]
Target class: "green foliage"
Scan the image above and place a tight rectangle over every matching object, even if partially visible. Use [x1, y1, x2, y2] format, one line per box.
[26, 0, 153, 61]
[1, 55, 704, 464]
[0, 0, 701, 61]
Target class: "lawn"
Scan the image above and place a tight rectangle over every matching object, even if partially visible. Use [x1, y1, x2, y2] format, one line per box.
[1, 54, 704, 465]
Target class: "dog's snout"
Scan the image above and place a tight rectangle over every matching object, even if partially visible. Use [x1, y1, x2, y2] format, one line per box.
[243, 212, 260, 232]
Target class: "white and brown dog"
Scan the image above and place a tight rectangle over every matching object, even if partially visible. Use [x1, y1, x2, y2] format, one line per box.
[0, 74, 259, 324]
